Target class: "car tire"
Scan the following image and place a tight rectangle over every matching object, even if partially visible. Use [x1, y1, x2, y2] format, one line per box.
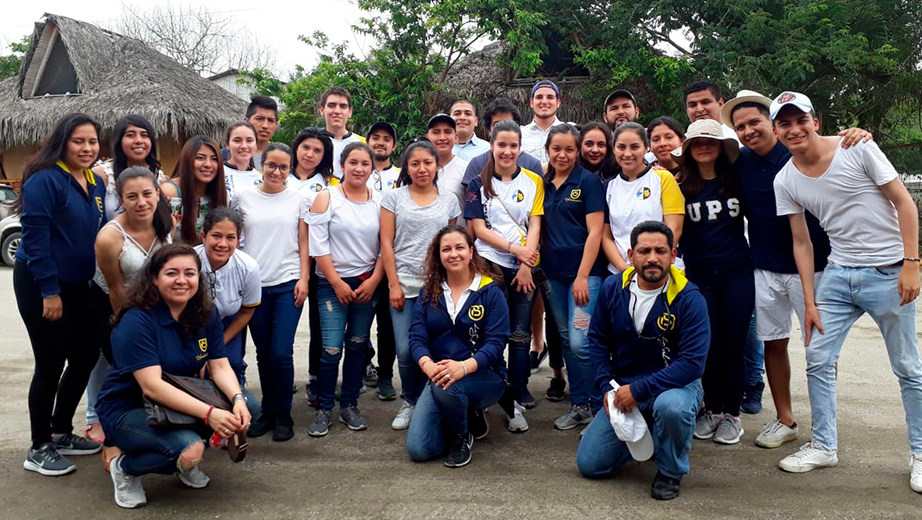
[2, 231, 20, 267]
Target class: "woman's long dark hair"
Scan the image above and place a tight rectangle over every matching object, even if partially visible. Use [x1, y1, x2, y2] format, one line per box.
[676, 138, 740, 199]
[479, 120, 522, 198]
[579, 122, 618, 181]
[115, 243, 212, 337]
[174, 136, 227, 245]
[13, 113, 100, 215]
[291, 128, 334, 181]
[543, 123, 581, 182]
[421, 225, 492, 307]
[112, 115, 160, 178]
[115, 167, 173, 242]
[396, 140, 440, 187]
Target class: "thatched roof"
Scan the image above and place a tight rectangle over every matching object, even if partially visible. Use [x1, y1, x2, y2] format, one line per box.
[0, 13, 247, 151]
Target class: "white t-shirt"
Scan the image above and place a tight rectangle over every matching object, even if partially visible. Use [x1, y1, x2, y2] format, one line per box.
[521, 117, 566, 163]
[224, 163, 262, 200]
[331, 132, 365, 180]
[604, 167, 685, 273]
[438, 156, 469, 222]
[233, 186, 309, 286]
[381, 186, 462, 298]
[630, 277, 668, 334]
[308, 186, 382, 278]
[289, 172, 338, 209]
[774, 140, 902, 267]
[367, 165, 401, 197]
[195, 245, 262, 318]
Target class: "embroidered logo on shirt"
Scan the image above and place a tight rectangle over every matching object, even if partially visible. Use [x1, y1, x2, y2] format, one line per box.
[513, 190, 525, 203]
[636, 187, 652, 200]
[657, 313, 676, 331]
[565, 189, 582, 202]
[198, 338, 208, 352]
[95, 196, 104, 213]
[469, 323, 480, 346]
[468, 305, 485, 321]
[311, 183, 323, 192]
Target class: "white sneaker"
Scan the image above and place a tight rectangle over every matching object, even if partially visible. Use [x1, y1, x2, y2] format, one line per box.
[910, 454, 922, 493]
[391, 401, 414, 430]
[110, 453, 147, 509]
[693, 411, 723, 440]
[177, 466, 210, 489]
[778, 442, 838, 473]
[507, 401, 529, 433]
[755, 419, 799, 448]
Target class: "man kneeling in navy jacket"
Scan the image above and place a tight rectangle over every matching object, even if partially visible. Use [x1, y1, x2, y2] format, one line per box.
[577, 220, 710, 500]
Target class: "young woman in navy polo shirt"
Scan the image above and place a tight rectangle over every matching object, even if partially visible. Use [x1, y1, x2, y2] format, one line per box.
[14, 113, 108, 476]
[161, 136, 228, 245]
[96, 243, 250, 508]
[673, 119, 753, 445]
[406, 225, 510, 468]
[540, 124, 606, 430]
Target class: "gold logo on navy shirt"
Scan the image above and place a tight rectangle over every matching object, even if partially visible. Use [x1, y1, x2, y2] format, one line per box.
[95, 196, 104, 213]
[513, 190, 525, 202]
[468, 305, 485, 321]
[198, 338, 208, 352]
[636, 187, 652, 200]
[565, 188, 582, 202]
[657, 313, 676, 331]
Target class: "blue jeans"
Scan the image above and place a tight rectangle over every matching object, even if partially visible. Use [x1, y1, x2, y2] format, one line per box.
[102, 408, 206, 476]
[577, 379, 703, 480]
[223, 314, 248, 386]
[85, 353, 109, 425]
[249, 280, 303, 415]
[391, 296, 425, 405]
[407, 369, 506, 462]
[807, 263, 922, 453]
[318, 276, 379, 410]
[543, 276, 602, 409]
[496, 264, 535, 403]
[744, 313, 765, 386]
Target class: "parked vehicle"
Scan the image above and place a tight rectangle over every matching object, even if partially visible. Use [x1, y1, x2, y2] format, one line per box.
[0, 215, 21, 267]
[0, 184, 17, 220]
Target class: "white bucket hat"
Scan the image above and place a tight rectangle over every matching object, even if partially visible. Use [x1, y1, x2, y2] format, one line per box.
[671, 119, 740, 165]
[721, 90, 773, 127]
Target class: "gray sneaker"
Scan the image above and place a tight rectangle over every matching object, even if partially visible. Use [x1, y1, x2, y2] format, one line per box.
[507, 401, 529, 433]
[23, 443, 76, 476]
[713, 415, 744, 445]
[554, 405, 594, 430]
[52, 432, 102, 455]
[693, 411, 723, 440]
[177, 466, 210, 489]
[340, 406, 368, 431]
[364, 363, 379, 388]
[110, 453, 147, 508]
[309, 409, 332, 437]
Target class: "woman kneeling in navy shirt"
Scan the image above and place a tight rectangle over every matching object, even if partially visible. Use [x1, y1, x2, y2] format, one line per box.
[406, 225, 510, 468]
[96, 243, 251, 508]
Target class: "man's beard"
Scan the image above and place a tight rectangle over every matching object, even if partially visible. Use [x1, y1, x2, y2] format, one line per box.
[373, 153, 390, 163]
[639, 263, 667, 284]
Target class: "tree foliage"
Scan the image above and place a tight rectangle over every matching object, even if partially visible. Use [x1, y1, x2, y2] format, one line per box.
[0, 37, 29, 81]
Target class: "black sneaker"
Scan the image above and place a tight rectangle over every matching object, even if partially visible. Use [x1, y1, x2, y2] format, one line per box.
[469, 408, 489, 440]
[23, 443, 76, 476]
[444, 432, 473, 468]
[741, 381, 765, 414]
[529, 346, 548, 374]
[650, 471, 681, 500]
[546, 377, 566, 401]
[248, 413, 276, 438]
[363, 363, 379, 388]
[520, 389, 537, 409]
[52, 432, 102, 456]
[272, 413, 295, 442]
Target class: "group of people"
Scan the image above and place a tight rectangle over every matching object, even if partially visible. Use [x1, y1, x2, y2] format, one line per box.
[11, 78, 920, 506]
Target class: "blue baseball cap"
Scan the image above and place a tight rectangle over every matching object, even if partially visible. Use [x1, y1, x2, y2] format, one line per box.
[531, 80, 560, 98]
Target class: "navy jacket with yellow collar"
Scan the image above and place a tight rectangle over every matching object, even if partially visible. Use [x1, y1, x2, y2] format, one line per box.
[409, 276, 510, 378]
[587, 266, 710, 402]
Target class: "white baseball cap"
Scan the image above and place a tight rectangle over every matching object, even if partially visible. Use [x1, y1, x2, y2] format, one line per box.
[606, 381, 654, 461]
[721, 90, 773, 127]
[769, 91, 815, 121]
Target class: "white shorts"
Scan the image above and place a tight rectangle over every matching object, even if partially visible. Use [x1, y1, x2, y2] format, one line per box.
[753, 269, 823, 342]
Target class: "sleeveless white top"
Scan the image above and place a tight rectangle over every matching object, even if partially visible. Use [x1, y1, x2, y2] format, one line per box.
[93, 220, 170, 294]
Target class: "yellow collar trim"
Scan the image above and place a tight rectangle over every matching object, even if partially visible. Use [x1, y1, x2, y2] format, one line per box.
[57, 160, 97, 186]
[478, 275, 494, 290]
[621, 265, 688, 304]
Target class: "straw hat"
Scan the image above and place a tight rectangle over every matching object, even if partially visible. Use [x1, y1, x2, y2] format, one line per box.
[671, 119, 740, 165]
[721, 89, 773, 127]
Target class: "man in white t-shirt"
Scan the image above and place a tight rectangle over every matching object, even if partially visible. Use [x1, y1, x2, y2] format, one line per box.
[245, 96, 279, 170]
[366, 121, 400, 197]
[320, 86, 365, 179]
[426, 114, 469, 216]
[521, 80, 567, 163]
[770, 91, 922, 491]
[450, 99, 490, 161]
[683, 81, 740, 142]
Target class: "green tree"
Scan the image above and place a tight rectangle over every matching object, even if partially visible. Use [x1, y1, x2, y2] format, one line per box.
[0, 37, 29, 81]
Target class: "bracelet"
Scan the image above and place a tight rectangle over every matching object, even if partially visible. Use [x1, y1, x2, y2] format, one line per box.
[461, 360, 469, 376]
[203, 405, 215, 424]
[904, 257, 921, 263]
[232, 393, 246, 403]
[507, 241, 513, 253]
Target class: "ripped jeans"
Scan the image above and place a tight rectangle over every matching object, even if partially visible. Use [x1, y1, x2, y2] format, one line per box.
[543, 276, 602, 409]
[317, 276, 379, 411]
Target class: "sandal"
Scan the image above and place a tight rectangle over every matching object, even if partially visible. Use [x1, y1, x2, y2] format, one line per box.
[228, 431, 248, 463]
[83, 423, 106, 444]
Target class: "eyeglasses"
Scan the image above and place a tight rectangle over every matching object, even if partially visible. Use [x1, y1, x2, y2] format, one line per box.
[263, 161, 290, 173]
[205, 270, 218, 300]
[372, 171, 382, 191]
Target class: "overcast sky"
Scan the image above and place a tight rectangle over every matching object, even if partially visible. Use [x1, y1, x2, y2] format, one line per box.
[0, 0, 372, 78]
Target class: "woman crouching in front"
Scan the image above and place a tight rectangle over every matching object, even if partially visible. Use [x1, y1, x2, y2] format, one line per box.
[406, 225, 510, 468]
[95, 243, 251, 508]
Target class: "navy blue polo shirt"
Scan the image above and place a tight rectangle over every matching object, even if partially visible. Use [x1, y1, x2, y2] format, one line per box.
[16, 163, 107, 296]
[682, 179, 751, 272]
[95, 303, 227, 425]
[541, 165, 607, 278]
[736, 141, 830, 273]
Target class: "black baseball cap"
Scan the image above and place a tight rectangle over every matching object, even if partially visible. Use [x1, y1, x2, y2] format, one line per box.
[368, 121, 397, 141]
[604, 89, 637, 108]
[427, 113, 456, 130]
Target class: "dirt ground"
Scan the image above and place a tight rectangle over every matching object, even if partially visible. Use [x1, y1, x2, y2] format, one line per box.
[0, 266, 920, 519]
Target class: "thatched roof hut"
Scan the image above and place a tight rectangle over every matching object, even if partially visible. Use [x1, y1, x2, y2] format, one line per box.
[0, 13, 247, 179]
